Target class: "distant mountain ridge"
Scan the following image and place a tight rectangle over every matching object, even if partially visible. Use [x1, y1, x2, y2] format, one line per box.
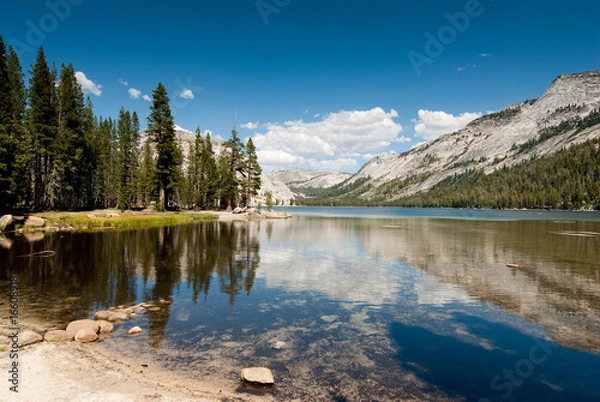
[336, 70, 600, 201]
[268, 168, 352, 189]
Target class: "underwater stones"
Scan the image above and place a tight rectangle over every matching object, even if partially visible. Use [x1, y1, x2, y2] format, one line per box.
[128, 326, 143, 336]
[241, 367, 275, 385]
[74, 328, 98, 343]
[18, 330, 43, 347]
[44, 330, 74, 342]
[108, 311, 129, 323]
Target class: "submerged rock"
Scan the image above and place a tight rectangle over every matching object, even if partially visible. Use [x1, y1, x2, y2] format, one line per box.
[44, 330, 74, 342]
[74, 328, 98, 343]
[241, 367, 275, 385]
[128, 326, 143, 336]
[18, 331, 43, 347]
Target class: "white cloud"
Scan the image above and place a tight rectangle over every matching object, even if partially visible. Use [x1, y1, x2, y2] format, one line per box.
[142, 94, 151, 102]
[118, 79, 128, 86]
[254, 107, 403, 155]
[393, 136, 411, 143]
[75, 71, 102, 96]
[241, 122, 259, 130]
[179, 89, 195, 100]
[128, 88, 142, 99]
[308, 157, 357, 171]
[412, 110, 482, 141]
[257, 149, 306, 168]
[480, 53, 492, 58]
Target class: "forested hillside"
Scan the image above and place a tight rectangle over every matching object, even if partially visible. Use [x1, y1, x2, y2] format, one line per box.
[0, 36, 261, 213]
[298, 136, 600, 210]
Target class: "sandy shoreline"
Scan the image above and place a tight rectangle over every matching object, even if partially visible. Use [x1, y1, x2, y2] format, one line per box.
[0, 211, 288, 402]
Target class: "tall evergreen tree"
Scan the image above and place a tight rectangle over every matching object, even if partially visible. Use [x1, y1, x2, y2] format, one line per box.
[27, 47, 58, 210]
[139, 137, 155, 207]
[129, 111, 142, 206]
[147, 83, 181, 211]
[117, 108, 133, 209]
[0, 36, 15, 211]
[242, 137, 262, 207]
[221, 125, 245, 209]
[6, 45, 27, 208]
[54, 63, 87, 209]
[200, 131, 218, 209]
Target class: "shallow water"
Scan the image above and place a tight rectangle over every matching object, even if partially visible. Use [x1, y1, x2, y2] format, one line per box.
[2, 208, 600, 401]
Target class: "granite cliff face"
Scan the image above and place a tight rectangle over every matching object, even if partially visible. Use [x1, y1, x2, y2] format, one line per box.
[344, 71, 600, 199]
[269, 168, 352, 189]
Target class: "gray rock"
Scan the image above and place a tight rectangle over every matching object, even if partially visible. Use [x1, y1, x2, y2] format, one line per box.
[0, 215, 14, 232]
[232, 207, 244, 214]
[74, 328, 98, 343]
[44, 330, 74, 342]
[240, 367, 275, 385]
[66, 319, 101, 334]
[24, 216, 45, 228]
[18, 330, 43, 347]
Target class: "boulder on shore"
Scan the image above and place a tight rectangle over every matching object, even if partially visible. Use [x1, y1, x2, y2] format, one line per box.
[18, 330, 43, 347]
[74, 328, 98, 343]
[24, 216, 45, 228]
[66, 319, 101, 334]
[44, 330, 75, 342]
[240, 367, 275, 385]
[0, 215, 14, 232]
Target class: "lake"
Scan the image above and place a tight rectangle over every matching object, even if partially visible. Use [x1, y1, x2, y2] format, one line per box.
[2, 207, 600, 401]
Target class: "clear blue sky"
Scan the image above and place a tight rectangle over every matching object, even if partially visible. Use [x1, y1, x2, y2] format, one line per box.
[2, 0, 599, 173]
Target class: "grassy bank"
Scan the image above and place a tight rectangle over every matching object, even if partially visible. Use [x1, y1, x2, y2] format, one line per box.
[33, 210, 218, 231]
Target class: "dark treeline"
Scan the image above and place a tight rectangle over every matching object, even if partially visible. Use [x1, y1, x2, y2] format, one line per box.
[0, 38, 260, 213]
[299, 137, 600, 210]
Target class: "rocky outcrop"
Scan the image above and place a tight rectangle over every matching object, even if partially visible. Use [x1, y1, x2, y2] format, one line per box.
[269, 168, 352, 189]
[343, 71, 600, 200]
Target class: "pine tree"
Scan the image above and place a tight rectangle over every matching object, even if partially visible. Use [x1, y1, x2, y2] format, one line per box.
[7, 45, 27, 209]
[243, 138, 262, 207]
[139, 137, 155, 207]
[147, 83, 181, 211]
[27, 47, 58, 210]
[200, 131, 218, 209]
[184, 127, 203, 208]
[221, 125, 245, 209]
[54, 63, 87, 209]
[0, 36, 16, 211]
[117, 108, 132, 209]
[129, 111, 141, 206]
